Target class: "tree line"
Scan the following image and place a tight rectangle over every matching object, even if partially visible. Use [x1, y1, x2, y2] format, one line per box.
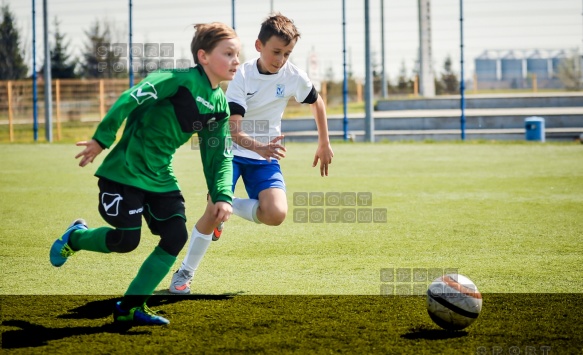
[0, 3, 462, 93]
[2, 4, 579, 91]
[1, 4, 129, 81]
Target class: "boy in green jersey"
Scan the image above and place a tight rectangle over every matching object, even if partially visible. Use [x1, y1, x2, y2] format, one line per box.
[49, 22, 240, 326]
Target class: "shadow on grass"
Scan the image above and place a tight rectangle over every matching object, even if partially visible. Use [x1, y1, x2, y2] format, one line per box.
[58, 293, 242, 320]
[57, 297, 119, 320]
[401, 326, 469, 340]
[1, 320, 149, 349]
[1, 294, 242, 349]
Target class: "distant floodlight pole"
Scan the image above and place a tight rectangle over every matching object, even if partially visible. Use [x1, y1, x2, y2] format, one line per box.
[364, 0, 374, 142]
[32, 0, 38, 141]
[232, 0, 236, 30]
[129, 0, 134, 87]
[381, 0, 387, 98]
[42, 0, 52, 142]
[342, 0, 348, 141]
[460, 0, 466, 140]
[270, 0, 274, 13]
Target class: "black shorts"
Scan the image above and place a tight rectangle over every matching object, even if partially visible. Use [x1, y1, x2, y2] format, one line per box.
[97, 178, 186, 235]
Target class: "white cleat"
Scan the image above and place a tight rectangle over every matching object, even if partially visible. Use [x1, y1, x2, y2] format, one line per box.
[169, 269, 193, 294]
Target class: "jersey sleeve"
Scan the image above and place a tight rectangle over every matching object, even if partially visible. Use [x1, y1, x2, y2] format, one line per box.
[301, 86, 318, 104]
[197, 102, 234, 205]
[294, 69, 315, 104]
[225, 69, 247, 112]
[92, 71, 179, 148]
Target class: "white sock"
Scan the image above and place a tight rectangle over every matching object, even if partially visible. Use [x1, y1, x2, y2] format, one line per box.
[233, 197, 261, 223]
[180, 226, 213, 275]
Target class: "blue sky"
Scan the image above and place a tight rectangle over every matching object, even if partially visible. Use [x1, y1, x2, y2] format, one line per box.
[6, 0, 582, 82]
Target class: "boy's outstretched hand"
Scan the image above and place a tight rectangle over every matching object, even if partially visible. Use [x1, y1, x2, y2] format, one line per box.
[313, 143, 334, 177]
[256, 135, 287, 162]
[75, 139, 104, 167]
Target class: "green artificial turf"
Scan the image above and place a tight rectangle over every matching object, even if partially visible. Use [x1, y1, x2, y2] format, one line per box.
[1, 294, 582, 354]
[1, 141, 582, 353]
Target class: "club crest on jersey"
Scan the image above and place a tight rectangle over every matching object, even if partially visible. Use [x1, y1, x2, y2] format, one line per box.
[276, 84, 285, 98]
[131, 82, 158, 104]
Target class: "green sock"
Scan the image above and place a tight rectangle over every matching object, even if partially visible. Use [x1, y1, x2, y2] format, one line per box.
[69, 227, 111, 253]
[124, 246, 176, 297]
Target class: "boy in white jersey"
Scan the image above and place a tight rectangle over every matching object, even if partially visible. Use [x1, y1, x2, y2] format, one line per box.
[170, 13, 334, 294]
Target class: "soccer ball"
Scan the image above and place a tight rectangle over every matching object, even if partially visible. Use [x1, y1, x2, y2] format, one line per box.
[426, 273, 482, 330]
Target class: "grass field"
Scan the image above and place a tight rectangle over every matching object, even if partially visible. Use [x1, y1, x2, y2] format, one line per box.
[1, 141, 582, 353]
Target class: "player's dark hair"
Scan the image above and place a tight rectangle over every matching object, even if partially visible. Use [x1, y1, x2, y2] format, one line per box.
[191, 22, 237, 65]
[258, 13, 301, 46]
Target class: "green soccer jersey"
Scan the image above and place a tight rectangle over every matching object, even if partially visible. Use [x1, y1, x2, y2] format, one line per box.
[93, 66, 233, 204]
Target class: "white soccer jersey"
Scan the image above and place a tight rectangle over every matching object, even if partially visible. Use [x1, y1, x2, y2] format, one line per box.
[226, 58, 314, 160]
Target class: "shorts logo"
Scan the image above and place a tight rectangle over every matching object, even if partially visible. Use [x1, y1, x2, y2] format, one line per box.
[276, 84, 285, 98]
[130, 82, 158, 104]
[101, 193, 123, 216]
[129, 207, 143, 215]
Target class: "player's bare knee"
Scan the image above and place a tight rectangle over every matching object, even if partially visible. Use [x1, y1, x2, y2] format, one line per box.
[266, 209, 287, 226]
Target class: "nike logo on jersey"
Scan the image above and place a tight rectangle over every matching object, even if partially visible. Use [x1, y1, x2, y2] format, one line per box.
[131, 82, 158, 104]
[246, 91, 258, 98]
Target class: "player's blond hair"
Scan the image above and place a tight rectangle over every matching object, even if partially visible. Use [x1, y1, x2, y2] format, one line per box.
[258, 13, 301, 46]
[191, 22, 237, 65]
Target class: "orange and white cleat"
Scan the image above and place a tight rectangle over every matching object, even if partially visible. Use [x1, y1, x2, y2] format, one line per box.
[212, 222, 224, 241]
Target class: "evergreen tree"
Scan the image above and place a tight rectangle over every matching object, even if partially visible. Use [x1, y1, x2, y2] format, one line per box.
[439, 56, 459, 94]
[80, 20, 108, 78]
[79, 20, 125, 79]
[396, 61, 411, 94]
[558, 55, 582, 91]
[371, 50, 383, 95]
[324, 66, 335, 83]
[0, 4, 28, 80]
[41, 17, 77, 79]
